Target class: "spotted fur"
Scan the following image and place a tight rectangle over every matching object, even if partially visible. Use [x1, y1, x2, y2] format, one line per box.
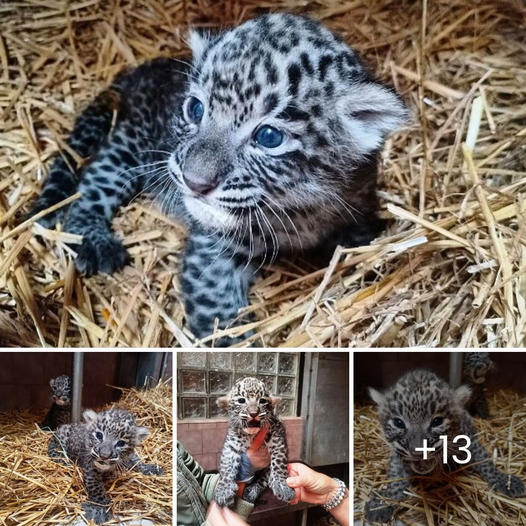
[40, 375, 71, 430]
[48, 407, 162, 524]
[30, 14, 407, 345]
[214, 377, 294, 508]
[365, 370, 524, 523]
[462, 351, 493, 419]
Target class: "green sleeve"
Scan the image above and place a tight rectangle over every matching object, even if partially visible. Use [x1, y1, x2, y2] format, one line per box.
[177, 442, 255, 524]
[177, 441, 219, 499]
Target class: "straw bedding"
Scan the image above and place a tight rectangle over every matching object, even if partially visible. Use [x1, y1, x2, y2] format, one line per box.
[0, 383, 172, 525]
[354, 389, 526, 525]
[1, 0, 525, 347]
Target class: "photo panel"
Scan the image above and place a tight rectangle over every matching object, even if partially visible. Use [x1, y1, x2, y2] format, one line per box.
[0, 351, 172, 525]
[354, 351, 526, 525]
[176, 350, 350, 526]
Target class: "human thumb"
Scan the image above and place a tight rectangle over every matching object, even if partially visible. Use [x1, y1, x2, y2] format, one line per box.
[286, 476, 300, 487]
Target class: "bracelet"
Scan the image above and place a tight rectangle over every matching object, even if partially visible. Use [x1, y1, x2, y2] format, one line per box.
[322, 478, 348, 511]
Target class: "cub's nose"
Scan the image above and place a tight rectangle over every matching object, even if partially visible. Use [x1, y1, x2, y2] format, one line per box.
[183, 172, 218, 196]
[99, 445, 113, 459]
[249, 412, 258, 418]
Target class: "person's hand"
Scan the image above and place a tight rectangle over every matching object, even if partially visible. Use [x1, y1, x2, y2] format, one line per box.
[286, 462, 340, 506]
[206, 501, 249, 526]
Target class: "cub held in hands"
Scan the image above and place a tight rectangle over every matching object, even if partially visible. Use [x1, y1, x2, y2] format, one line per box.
[214, 377, 294, 508]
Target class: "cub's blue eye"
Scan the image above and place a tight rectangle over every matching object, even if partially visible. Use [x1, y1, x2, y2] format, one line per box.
[392, 418, 405, 430]
[187, 96, 204, 123]
[254, 125, 283, 148]
[259, 398, 267, 404]
[95, 431, 103, 440]
[237, 397, 246, 404]
[116, 440, 126, 448]
[431, 417, 444, 427]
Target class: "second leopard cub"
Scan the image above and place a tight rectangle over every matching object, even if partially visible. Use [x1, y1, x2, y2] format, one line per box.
[215, 377, 295, 508]
[365, 370, 524, 523]
[49, 407, 162, 524]
[40, 375, 71, 430]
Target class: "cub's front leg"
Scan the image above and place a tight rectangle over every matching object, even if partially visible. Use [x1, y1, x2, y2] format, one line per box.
[467, 430, 525, 497]
[124, 453, 163, 475]
[214, 440, 242, 508]
[268, 429, 295, 503]
[181, 229, 255, 346]
[365, 453, 409, 523]
[81, 464, 112, 524]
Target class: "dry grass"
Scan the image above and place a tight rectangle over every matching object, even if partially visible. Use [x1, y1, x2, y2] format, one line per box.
[354, 389, 526, 525]
[0, 382, 172, 525]
[1, 0, 525, 347]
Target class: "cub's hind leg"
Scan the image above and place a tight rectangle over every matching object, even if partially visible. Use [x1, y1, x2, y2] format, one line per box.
[29, 90, 118, 227]
[242, 470, 269, 503]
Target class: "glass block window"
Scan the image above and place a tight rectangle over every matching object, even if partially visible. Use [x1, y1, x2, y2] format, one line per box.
[177, 352, 300, 419]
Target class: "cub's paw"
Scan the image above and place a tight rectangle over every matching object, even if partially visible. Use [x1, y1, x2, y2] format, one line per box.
[270, 479, 296, 502]
[82, 502, 111, 525]
[73, 230, 129, 275]
[214, 479, 237, 508]
[493, 473, 525, 497]
[364, 495, 396, 524]
[140, 463, 163, 476]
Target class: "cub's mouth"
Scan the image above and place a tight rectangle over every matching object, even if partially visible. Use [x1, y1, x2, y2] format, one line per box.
[409, 456, 439, 475]
[243, 418, 261, 435]
[93, 459, 116, 472]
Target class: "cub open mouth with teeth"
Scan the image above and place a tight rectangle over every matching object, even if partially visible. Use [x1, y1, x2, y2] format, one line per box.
[244, 419, 261, 434]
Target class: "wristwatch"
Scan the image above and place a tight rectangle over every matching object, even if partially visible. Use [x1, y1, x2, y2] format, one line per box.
[322, 478, 348, 511]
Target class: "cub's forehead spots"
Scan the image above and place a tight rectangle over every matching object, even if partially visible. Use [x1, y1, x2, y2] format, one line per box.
[230, 377, 268, 399]
[382, 371, 453, 423]
[191, 14, 364, 126]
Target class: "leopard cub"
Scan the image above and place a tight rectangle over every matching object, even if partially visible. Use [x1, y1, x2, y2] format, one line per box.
[40, 375, 71, 430]
[214, 377, 295, 508]
[462, 351, 493, 419]
[365, 369, 524, 524]
[49, 407, 163, 524]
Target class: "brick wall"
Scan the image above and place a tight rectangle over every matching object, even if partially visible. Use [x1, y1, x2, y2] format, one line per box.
[177, 417, 304, 471]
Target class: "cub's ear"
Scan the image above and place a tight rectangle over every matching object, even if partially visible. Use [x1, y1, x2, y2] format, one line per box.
[83, 409, 98, 424]
[339, 81, 409, 156]
[368, 387, 387, 408]
[270, 396, 281, 409]
[216, 396, 229, 409]
[134, 426, 150, 445]
[49, 378, 55, 387]
[453, 385, 471, 407]
[188, 29, 214, 64]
